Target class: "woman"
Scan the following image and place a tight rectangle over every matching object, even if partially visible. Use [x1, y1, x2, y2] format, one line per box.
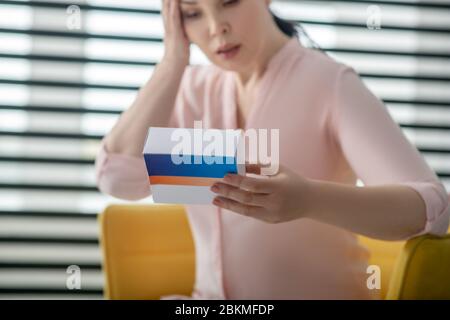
[95, 0, 449, 299]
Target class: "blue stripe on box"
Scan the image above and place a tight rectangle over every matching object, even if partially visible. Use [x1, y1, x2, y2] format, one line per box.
[144, 154, 238, 178]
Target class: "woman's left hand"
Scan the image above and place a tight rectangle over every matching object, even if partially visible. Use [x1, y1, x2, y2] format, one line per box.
[211, 164, 313, 223]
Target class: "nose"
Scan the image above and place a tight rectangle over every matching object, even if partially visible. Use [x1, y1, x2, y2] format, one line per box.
[208, 16, 230, 37]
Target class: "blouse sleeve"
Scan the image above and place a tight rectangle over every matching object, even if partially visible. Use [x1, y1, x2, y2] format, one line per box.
[328, 65, 450, 239]
[95, 65, 202, 201]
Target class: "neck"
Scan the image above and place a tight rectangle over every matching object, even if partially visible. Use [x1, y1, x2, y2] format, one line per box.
[235, 30, 291, 89]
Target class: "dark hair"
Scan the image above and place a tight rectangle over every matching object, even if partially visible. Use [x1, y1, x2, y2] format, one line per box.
[270, 11, 322, 51]
[271, 11, 298, 37]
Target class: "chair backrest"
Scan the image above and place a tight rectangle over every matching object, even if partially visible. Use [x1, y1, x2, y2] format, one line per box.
[98, 204, 195, 300]
[359, 230, 450, 300]
[386, 233, 450, 299]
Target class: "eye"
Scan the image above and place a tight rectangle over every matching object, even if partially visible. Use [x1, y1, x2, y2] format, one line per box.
[223, 0, 239, 6]
[183, 11, 200, 19]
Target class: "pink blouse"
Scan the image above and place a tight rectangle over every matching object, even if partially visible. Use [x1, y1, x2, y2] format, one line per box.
[95, 37, 450, 300]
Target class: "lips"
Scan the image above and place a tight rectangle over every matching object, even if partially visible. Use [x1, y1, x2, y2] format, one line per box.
[216, 44, 241, 60]
[216, 44, 240, 54]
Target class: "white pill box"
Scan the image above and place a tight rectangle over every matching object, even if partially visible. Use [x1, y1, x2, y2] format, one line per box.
[143, 127, 246, 204]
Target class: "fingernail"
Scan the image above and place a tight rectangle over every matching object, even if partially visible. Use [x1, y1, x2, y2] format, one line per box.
[213, 198, 222, 206]
[211, 184, 219, 193]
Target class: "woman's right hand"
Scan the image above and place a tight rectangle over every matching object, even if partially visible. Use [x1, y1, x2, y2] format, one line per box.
[101, 0, 191, 158]
[161, 0, 190, 68]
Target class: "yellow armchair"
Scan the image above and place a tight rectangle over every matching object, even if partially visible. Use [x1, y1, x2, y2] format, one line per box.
[386, 234, 450, 299]
[98, 204, 195, 300]
[98, 204, 450, 300]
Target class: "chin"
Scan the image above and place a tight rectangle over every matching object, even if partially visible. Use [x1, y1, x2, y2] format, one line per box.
[212, 59, 245, 72]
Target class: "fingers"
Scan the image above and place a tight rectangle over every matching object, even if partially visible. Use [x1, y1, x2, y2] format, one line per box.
[222, 173, 274, 194]
[169, 0, 176, 28]
[162, 0, 187, 40]
[160, 0, 190, 65]
[162, 0, 170, 31]
[162, 0, 177, 33]
[213, 196, 266, 218]
[211, 183, 269, 207]
[245, 163, 262, 175]
[245, 162, 279, 176]
[172, 0, 182, 30]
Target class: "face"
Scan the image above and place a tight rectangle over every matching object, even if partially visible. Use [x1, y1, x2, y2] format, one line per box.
[180, 0, 273, 71]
